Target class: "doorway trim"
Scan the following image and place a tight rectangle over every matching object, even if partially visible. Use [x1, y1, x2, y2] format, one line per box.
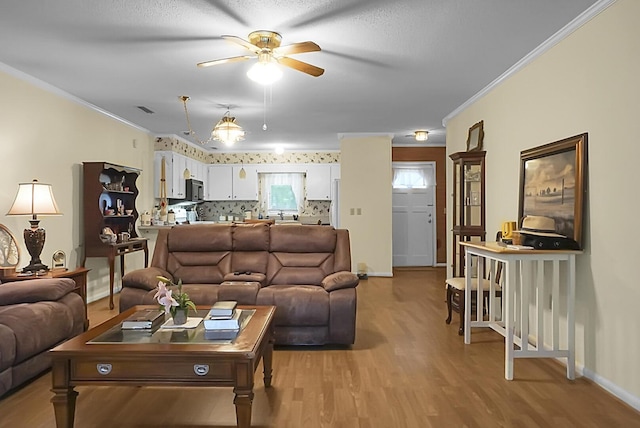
[392, 161, 437, 267]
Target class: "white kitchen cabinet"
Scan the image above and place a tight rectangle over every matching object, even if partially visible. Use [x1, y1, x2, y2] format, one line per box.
[185, 157, 202, 180]
[306, 164, 332, 200]
[232, 165, 258, 200]
[172, 153, 188, 198]
[330, 163, 341, 181]
[197, 162, 207, 182]
[154, 151, 187, 199]
[207, 165, 233, 200]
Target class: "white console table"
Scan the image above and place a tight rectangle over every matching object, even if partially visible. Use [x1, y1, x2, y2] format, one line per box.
[460, 241, 581, 380]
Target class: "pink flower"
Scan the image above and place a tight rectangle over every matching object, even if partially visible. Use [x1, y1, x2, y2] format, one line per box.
[155, 281, 179, 314]
[153, 282, 168, 300]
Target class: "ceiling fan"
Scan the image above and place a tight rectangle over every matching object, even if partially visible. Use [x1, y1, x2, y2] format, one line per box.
[197, 30, 324, 80]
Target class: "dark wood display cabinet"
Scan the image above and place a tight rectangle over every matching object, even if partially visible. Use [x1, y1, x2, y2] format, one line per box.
[82, 162, 148, 309]
[450, 151, 486, 278]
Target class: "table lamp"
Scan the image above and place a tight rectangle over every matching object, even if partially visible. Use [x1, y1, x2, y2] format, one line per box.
[6, 179, 62, 272]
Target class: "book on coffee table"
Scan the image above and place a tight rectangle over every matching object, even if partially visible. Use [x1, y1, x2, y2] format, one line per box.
[207, 300, 237, 318]
[204, 328, 240, 340]
[204, 308, 243, 330]
[121, 309, 164, 330]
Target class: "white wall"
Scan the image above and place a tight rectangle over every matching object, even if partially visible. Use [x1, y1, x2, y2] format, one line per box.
[0, 69, 154, 303]
[340, 134, 393, 276]
[446, 0, 640, 406]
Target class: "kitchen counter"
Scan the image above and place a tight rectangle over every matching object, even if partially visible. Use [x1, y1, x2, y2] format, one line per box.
[138, 216, 331, 231]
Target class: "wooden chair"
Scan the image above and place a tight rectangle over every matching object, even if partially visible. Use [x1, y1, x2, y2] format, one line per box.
[445, 274, 502, 335]
[445, 235, 503, 335]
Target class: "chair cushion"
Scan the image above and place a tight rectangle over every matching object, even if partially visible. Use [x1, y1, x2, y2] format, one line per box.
[445, 277, 501, 291]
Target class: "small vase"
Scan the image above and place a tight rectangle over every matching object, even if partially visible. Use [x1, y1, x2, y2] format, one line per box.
[172, 308, 189, 325]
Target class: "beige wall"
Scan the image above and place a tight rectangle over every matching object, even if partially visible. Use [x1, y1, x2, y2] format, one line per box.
[0, 70, 154, 302]
[340, 135, 393, 276]
[446, 0, 640, 403]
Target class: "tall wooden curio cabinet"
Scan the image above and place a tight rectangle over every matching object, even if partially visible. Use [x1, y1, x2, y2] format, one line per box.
[82, 162, 141, 261]
[450, 151, 486, 277]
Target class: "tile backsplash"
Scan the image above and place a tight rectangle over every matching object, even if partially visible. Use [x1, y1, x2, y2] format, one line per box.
[197, 200, 331, 221]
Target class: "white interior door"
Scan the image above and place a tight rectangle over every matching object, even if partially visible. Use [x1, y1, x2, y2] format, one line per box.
[392, 163, 435, 267]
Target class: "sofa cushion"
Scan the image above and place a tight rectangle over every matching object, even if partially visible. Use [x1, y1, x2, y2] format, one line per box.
[166, 224, 234, 283]
[168, 251, 231, 284]
[0, 299, 79, 364]
[269, 225, 337, 253]
[267, 253, 334, 286]
[0, 322, 16, 371]
[167, 224, 232, 252]
[233, 223, 270, 251]
[0, 279, 76, 305]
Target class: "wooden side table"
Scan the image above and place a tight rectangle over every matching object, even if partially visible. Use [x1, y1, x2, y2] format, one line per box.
[105, 238, 148, 310]
[1, 267, 90, 329]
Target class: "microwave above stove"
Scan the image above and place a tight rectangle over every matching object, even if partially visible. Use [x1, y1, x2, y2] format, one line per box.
[185, 179, 204, 202]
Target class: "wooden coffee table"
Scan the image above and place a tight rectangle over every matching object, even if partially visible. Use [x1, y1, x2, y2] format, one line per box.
[49, 305, 275, 428]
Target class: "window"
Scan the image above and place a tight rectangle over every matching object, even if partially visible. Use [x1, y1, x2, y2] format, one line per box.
[392, 168, 429, 189]
[259, 173, 304, 215]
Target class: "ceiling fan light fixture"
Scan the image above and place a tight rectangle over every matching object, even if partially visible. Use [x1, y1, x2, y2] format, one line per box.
[414, 130, 429, 142]
[212, 112, 245, 146]
[247, 53, 282, 85]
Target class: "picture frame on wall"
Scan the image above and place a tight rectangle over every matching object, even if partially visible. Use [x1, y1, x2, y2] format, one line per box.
[518, 133, 588, 248]
[466, 120, 484, 151]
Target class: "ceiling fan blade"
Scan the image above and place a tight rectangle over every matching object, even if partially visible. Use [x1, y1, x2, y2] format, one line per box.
[197, 55, 254, 68]
[221, 35, 261, 54]
[273, 41, 321, 57]
[278, 57, 324, 77]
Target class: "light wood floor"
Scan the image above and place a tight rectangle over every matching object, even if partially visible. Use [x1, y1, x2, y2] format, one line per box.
[1, 268, 638, 427]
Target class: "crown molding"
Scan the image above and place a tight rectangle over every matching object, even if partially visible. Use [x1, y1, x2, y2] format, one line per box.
[442, 0, 617, 126]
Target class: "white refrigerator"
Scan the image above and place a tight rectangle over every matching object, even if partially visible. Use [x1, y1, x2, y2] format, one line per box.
[330, 179, 340, 227]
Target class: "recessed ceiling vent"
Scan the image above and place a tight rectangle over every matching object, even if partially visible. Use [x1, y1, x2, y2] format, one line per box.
[137, 106, 154, 114]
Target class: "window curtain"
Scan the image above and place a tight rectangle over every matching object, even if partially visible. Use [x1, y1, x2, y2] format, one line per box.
[392, 168, 428, 189]
[259, 173, 305, 214]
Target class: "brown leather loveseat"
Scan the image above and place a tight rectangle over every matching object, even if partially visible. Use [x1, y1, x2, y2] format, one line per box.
[120, 223, 359, 345]
[0, 278, 85, 397]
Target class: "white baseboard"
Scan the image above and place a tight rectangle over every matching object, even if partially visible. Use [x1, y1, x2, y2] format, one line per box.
[525, 333, 640, 412]
[581, 366, 640, 412]
[364, 272, 394, 277]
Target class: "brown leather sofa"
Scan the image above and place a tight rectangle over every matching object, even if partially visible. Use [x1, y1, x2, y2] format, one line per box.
[0, 278, 85, 397]
[120, 223, 359, 345]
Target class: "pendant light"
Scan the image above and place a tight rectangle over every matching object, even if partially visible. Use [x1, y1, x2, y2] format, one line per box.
[180, 96, 245, 146]
[211, 111, 245, 146]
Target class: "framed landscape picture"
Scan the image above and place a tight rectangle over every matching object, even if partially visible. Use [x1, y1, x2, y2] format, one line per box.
[518, 133, 587, 248]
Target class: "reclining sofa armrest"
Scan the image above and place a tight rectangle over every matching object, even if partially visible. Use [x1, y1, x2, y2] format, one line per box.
[122, 267, 173, 291]
[0, 278, 76, 305]
[321, 271, 359, 292]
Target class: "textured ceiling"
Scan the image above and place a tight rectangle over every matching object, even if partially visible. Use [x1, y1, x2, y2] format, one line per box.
[0, 0, 598, 151]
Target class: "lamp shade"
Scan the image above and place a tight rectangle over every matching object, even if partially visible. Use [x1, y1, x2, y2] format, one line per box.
[7, 180, 62, 216]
